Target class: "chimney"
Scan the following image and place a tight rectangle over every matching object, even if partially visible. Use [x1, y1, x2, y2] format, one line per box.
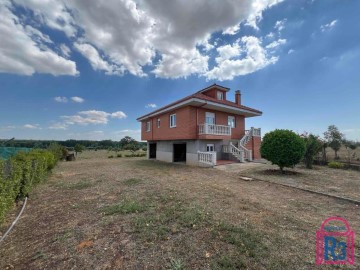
[235, 90, 241, 105]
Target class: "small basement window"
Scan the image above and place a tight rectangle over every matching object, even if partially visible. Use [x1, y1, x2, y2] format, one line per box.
[170, 114, 176, 128]
[146, 121, 151, 132]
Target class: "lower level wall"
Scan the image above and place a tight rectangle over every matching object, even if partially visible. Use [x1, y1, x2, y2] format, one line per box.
[148, 139, 227, 166]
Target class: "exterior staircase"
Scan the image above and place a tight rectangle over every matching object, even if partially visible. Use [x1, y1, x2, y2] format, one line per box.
[222, 127, 261, 163]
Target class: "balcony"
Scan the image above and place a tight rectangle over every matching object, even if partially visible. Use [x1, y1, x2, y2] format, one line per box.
[198, 123, 231, 136]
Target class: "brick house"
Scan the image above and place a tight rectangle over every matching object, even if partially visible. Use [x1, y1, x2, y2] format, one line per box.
[137, 84, 262, 166]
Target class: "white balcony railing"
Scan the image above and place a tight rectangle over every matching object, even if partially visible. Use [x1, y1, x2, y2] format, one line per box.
[198, 123, 231, 136]
[198, 151, 216, 166]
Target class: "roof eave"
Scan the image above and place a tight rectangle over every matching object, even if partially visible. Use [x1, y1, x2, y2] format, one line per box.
[137, 97, 262, 121]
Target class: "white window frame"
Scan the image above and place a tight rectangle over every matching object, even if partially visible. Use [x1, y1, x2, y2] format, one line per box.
[228, 116, 235, 128]
[217, 91, 224, 100]
[206, 144, 215, 152]
[205, 112, 215, 124]
[146, 121, 151, 132]
[170, 114, 176, 128]
[157, 118, 160, 128]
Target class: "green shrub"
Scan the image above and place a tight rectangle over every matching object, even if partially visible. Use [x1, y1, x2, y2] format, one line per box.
[328, 161, 344, 169]
[117, 154, 122, 158]
[302, 134, 322, 169]
[0, 149, 57, 223]
[108, 155, 114, 158]
[261, 129, 305, 173]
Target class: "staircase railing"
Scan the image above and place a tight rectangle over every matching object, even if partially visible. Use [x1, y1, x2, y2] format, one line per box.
[198, 151, 216, 166]
[223, 143, 245, 162]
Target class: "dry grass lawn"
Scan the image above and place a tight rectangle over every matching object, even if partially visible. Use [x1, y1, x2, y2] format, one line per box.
[0, 151, 359, 269]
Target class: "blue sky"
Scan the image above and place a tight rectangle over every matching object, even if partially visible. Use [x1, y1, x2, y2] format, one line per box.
[0, 0, 359, 141]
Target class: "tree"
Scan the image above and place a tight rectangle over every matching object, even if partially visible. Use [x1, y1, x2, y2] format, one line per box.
[302, 133, 322, 169]
[74, 144, 85, 156]
[343, 139, 357, 164]
[260, 129, 306, 173]
[123, 142, 140, 153]
[119, 136, 136, 148]
[324, 125, 344, 159]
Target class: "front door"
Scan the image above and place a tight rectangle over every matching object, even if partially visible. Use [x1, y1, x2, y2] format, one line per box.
[173, 143, 186, 162]
[149, 143, 156, 159]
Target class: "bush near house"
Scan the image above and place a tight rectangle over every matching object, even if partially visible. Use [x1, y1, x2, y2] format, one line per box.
[0, 149, 57, 223]
[328, 161, 344, 169]
[260, 129, 305, 173]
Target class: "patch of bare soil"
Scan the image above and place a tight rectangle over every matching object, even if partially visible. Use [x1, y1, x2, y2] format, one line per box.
[259, 169, 302, 176]
[0, 156, 359, 269]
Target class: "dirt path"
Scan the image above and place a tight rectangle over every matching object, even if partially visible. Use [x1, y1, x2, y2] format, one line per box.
[1, 157, 359, 269]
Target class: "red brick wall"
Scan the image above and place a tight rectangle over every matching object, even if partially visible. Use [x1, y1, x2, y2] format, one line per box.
[197, 108, 245, 140]
[141, 106, 246, 141]
[141, 106, 196, 141]
[245, 136, 262, 160]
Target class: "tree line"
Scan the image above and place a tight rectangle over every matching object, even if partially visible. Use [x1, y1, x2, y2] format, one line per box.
[0, 136, 146, 151]
[261, 125, 359, 173]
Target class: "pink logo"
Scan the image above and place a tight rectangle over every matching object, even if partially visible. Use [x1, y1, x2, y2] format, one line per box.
[316, 216, 355, 265]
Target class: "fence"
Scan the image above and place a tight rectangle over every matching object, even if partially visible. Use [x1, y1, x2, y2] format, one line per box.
[0, 147, 31, 160]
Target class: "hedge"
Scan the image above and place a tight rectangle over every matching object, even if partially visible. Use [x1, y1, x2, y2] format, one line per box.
[0, 149, 57, 223]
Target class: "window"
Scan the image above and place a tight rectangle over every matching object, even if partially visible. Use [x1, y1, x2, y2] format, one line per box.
[217, 91, 224, 100]
[146, 121, 151, 132]
[205, 112, 215, 124]
[157, 118, 160, 128]
[228, 116, 235, 128]
[170, 114, 176, 128]
[206, 144, 215, 152]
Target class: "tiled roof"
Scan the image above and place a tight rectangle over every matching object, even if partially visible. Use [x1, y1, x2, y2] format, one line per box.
[137, 87, 262, 120]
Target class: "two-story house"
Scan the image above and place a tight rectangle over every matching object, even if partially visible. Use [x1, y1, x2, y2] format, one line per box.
[137, 84, 262, 166]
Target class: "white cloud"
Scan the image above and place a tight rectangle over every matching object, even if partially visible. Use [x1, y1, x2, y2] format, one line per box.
[13, 0, 77, 37]
[222, 24, 240, 36]
[266, 32, 275, 39]
[274, 19, 287, 32]
[288, 49, 295, 54]
[0, 1, 78, 76]
[246, 0, 285, 29]
[23, 124, 40, 129]
[152, 47, 209, 79]
[74, 42, 125, 75]
[60, 44, 71, 58]
[111, 111, 127, 119]
[265, 38, 287, 49]
[205, 36, 278, 81]
[49, 122, 68, 130]
[145, 103, 157, 108]
[54, 96, 68, 103]
[320, 20, 338, 32]
[1, 0, 285, 79]
[60, 110, 127, 126]
[71, 96, 84, 103]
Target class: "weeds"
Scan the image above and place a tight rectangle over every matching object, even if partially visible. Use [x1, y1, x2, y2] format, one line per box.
[123, 178, 143, 186]
[102, 200, 148, 215]
[169, 258, 185, 270]
[56, 180, 94, 190]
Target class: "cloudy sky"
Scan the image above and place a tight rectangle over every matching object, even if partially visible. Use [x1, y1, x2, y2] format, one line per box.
[0, 0, 359, 141]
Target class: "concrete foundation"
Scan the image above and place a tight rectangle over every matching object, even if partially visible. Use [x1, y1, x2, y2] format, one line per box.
[147, 139, 240, 166]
